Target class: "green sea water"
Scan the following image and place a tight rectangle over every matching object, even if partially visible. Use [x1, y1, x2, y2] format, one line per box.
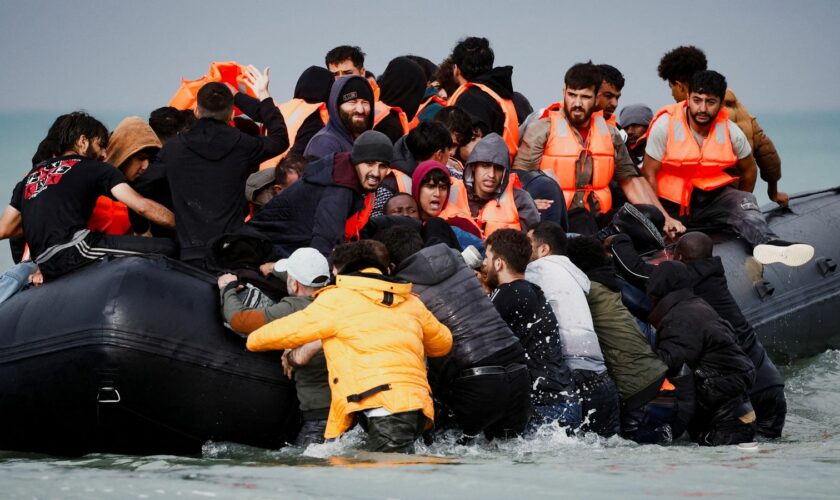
[1, 110, 840, 498]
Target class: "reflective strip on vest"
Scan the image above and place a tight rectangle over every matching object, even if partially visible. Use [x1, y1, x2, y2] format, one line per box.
[394, 172, 413, 194]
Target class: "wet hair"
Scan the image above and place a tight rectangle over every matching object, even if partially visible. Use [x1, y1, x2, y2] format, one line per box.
[373, 225, 423, 268]
[420, 168, 450, 187]
[276, 153, 307, 186]
[32, 113, 71, 165]
[657, 46, 708, 84]
[564, 61, 602, 93]
[689, 70, 727, 101]
[529, 221, 567, 256]
[404, 55, 438, 84]
[406, 122, 453, 161]
[331, 240, 390, 275]
[434, 106, 475, 147]
[451, 37, 494, 81]
[436, 57, 460, 98]
[383, 193, 418, 214]
[674, 231, 714, 262]
[196, 82, 234, 121]
[149, 106, 187, 143]
[56, 111, 109, 153]
[325, 45, 365, 69]
[485, 228, 532, 274]
[566, 236, 610, 272]
[597, 64, 625, 91]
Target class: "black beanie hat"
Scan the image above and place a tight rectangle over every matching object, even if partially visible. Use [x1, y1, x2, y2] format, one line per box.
[351, 131, 393, 164]
[338, 77, 374, 105]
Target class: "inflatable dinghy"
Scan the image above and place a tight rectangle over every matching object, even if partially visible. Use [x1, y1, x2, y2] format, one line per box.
[0, 188, 838, 456]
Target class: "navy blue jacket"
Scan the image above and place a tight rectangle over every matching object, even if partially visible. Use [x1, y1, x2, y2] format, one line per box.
[303, 76, 373, 159]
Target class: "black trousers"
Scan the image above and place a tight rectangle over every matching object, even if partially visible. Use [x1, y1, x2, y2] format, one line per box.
[573, 369, 622, 437]
[751, 385, 787, 438]
[445, 363, 532, 439]
[360, 410, 427, 453]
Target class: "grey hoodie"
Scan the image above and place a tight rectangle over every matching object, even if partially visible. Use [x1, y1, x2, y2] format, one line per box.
[525, 255, 607, 372]
[463, 133, 540, 230]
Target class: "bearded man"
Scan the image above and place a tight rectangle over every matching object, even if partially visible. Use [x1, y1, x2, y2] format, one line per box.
[304, 76, 374, 159]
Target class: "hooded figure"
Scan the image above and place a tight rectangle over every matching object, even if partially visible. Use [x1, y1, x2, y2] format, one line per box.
[378, 57, 427, 122]
[304, 76, 374, 159]
[287, 66, 335, 157]
[445, 133, 539, 237]
[453, 66, 532, 135]
[106, 117, 162, 175]
[647, 261, 756, 446]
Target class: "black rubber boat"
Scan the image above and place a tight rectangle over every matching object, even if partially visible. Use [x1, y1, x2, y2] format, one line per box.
[0, 188, 838, 456]
[0, 256, 299, 456]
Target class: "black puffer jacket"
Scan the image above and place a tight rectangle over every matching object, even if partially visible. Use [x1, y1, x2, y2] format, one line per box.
[395, 244, 525, 388]
[648, 261, 755, 409]
[684, 257, 784, 394]
[247, 152, 366, 256]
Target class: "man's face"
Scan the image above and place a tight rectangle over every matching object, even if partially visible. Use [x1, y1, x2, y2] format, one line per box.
[526, 229, 545, 262]
[595, 81, 621, 120]
[687, 92, 722, 127]
[669, 80, 688, 102]
[328, 60, 364, 80]
[339, 99, 371, 137]
[472, 162, 504, 200]
[481, 246, 501, 290]
[418, 180, 449, 219]
[355, 161, 389, 192]
[121, 151, 151, 182]
[625, 124, 648, 146]
[384, 195, 419, 219]
[563, 86, 597, 128]
[457, 129, 482, 163]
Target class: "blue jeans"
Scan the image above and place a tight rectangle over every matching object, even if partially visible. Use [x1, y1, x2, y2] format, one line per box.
[0, 261, 37, 304]
[529, 400, 583, 434]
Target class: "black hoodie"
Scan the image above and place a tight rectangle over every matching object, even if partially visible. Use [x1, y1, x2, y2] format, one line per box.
[161, 93, 288, 261]
[454, 66, 532, 135]
[289, 66, 334, 157]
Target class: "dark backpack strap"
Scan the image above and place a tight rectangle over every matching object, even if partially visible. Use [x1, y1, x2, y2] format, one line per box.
[346, 384, 392, 403]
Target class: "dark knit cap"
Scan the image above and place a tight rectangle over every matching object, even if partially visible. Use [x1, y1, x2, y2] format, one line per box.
[338, 77, 374, 105]
[351, 130, 394, 164]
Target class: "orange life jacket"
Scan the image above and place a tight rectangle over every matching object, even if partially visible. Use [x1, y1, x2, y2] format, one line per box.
[648, 101, 739, 214]
[393, 171, 413, 194]
[448, 82, 520, 160]
[259, 98, 329, 169]
[373, 102, 410, 136]
[594, 110, 617, 128]
[439, 175, 521, 239]
[408, 95, 448, 130]
[88, 196, 132, 235]
[368, 77, 381, 102]
[344, 192, 375, 241]
[538, 104, 616, 214]
[169, 61, 258, 111]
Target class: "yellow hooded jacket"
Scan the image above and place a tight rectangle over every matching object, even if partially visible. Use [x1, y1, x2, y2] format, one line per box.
[247, 269, 453, 438]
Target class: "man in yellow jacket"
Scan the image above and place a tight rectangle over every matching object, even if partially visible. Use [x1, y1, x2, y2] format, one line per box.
[247, 240, 453, 453]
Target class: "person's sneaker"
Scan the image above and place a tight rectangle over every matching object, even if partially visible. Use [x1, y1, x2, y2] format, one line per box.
[753, 240, 815, 267]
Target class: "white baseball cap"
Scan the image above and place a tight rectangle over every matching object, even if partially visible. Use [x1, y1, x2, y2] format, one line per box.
[274, 247, 330, 288]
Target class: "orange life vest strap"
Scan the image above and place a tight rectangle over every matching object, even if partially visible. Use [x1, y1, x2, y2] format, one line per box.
[344, 192, 375, 241]
[408, 95, 448, 130]
[449, 82, 520, 160]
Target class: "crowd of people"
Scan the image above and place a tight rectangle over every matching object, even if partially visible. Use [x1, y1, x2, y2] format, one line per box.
[0, 37, 806, 452]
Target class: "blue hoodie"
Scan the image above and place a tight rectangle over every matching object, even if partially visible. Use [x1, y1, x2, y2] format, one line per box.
[303, 76, 373, 159]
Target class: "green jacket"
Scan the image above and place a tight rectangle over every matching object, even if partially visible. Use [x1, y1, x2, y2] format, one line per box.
[587, 281, 667, 410]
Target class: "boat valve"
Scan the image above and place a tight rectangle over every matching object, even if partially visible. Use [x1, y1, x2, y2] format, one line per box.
[754, 279, 775, 300]
[816, 257, 837, 276]
[97, 386, 121, 404]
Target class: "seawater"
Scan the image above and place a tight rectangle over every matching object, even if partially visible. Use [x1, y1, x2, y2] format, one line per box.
[1, 351, 839, 499]
[1, 110, 840, 498]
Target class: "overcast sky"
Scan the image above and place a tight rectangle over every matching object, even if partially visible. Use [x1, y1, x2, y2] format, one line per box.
[1, 0, 839, 116]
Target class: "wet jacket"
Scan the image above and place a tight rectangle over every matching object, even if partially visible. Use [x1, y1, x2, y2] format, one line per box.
[161, 93, 289, 261]
[684, 257, 784, 394]
[248, 152, 369, 256]
[647, 261, 754, 410]
[584, 266, 667, 410]
[724, 89, 781, 185]
[395, 244, 525, 389]
[304, 76, 373, 159]
[246, 269, 452, 438]
[525, 255, 606, 372]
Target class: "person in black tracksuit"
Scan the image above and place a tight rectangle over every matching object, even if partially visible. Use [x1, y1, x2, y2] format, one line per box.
[647, 261, 756, 446]
[160, 79, 289, 266]
[674, 232, 787, 438]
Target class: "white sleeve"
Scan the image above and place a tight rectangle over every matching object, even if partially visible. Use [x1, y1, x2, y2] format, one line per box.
[643, 114, 670, 161]
[728, 120, 753, 159]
